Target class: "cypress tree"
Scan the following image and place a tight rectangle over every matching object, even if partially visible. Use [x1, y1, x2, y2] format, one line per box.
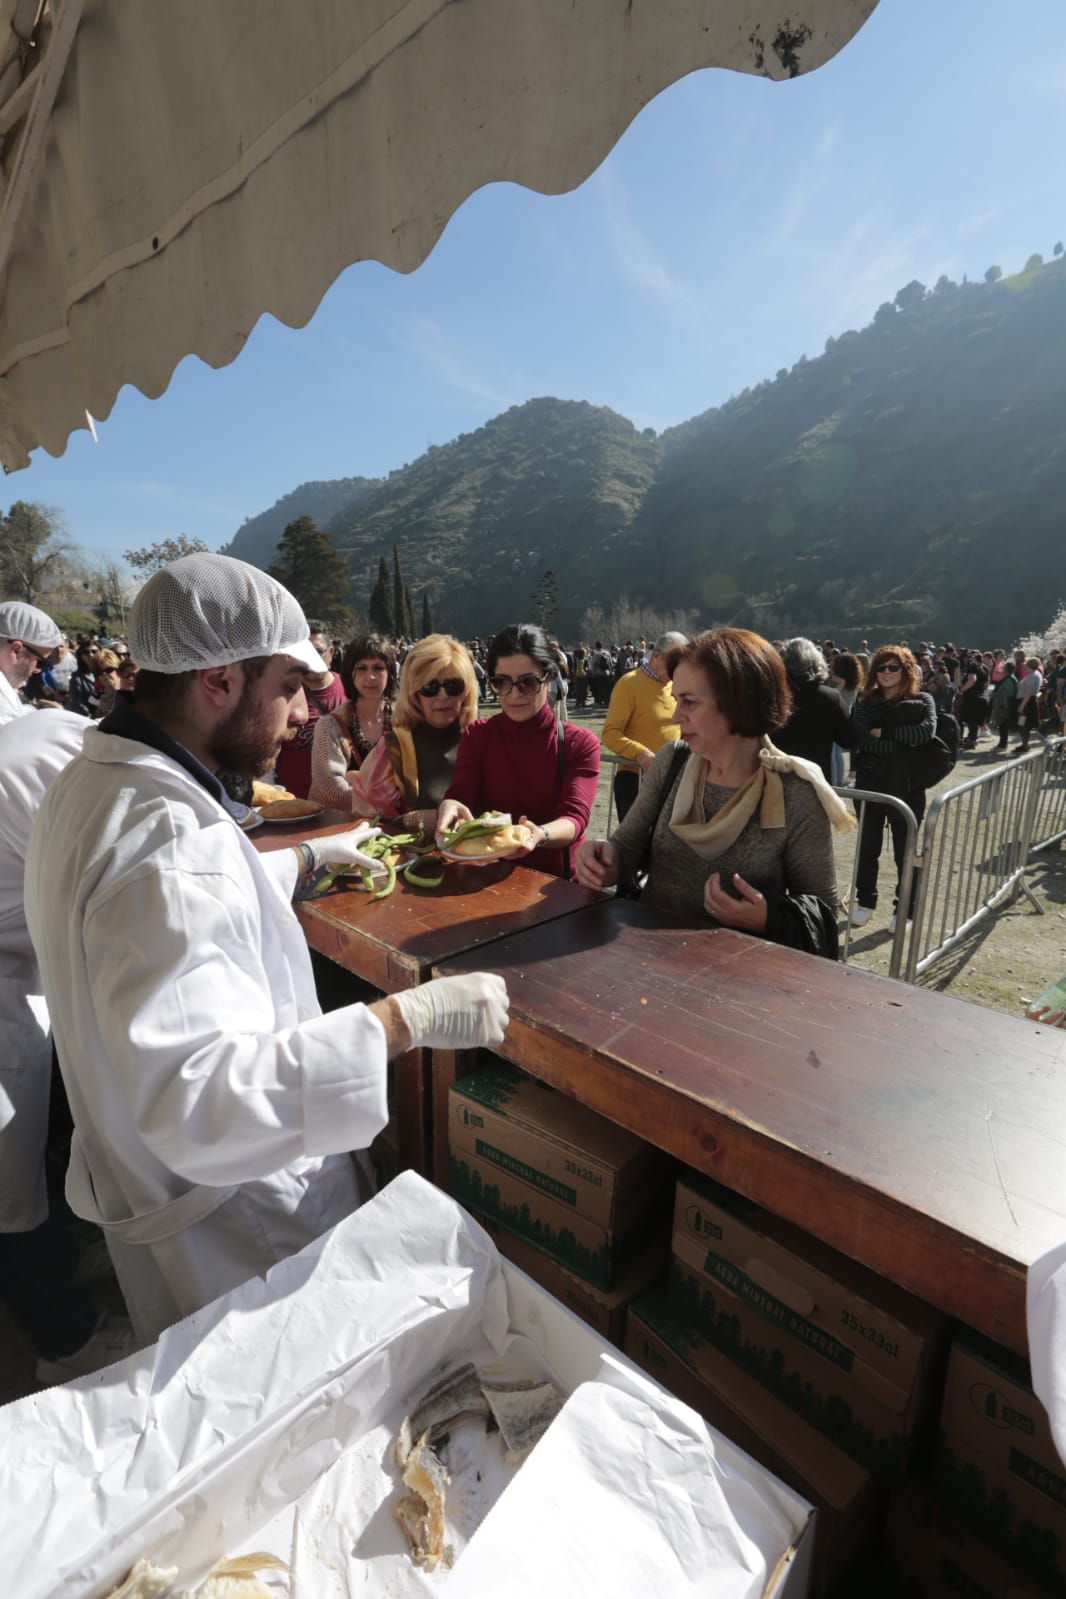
[392, 546, 415, 639]
[368, 554, 395, 635]
[421, 591, 433, 637]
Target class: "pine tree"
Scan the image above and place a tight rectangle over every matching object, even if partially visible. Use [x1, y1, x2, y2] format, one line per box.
[421, 591, 434, 637]
[266, 516, 351, 623]
[392, 546, 415, 638]
[532, 568, 559, 631]
[368, 554, 395, 635]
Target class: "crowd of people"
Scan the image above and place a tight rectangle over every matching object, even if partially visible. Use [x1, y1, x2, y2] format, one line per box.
[1, 576, 1063, 1400]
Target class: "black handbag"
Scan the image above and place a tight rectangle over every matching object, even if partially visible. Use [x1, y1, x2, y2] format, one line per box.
[617, 743, 690, 899]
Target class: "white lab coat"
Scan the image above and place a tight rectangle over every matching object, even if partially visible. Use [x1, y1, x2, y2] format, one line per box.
[0, 670, 32, 726]
[0, 710, 88, 1230]
[25, 726, 389, 1343]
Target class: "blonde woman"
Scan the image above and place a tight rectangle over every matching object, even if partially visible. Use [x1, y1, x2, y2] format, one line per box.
[313, 634, 478, 832]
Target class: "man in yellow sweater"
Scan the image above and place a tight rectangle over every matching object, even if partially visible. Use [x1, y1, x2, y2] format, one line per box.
[602, 630, 687, 820]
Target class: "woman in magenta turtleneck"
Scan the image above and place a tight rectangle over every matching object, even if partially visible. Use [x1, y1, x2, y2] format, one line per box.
[435, 623, 601, 879]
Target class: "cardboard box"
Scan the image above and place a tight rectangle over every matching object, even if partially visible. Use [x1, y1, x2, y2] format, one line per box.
[932, 1336, 1066, 1596]
[669, 1240, 924, 1484]
[940, 1335, 1063, 1485]
[625, 1288, 880, 1595]
[673, 1171, 942, 1411]
[882, 1483, 1045, 1599]
[450, 1061, 669, 1229]
[449, 1148, 657, 1287]
[476, 1214, 667, 1344]
[935, 1429, 1066, 1596]
[449, 1063, 672, 1288]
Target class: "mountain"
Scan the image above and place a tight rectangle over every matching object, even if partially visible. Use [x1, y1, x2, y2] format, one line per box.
[225, 253, 1066, 646]
[328, 398, 659, 639]
[221, 476, 377, 568]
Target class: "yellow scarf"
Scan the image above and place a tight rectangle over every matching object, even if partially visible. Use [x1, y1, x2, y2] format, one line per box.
[668, 737, 855, 861]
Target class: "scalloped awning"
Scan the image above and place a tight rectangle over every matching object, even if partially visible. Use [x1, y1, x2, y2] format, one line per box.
[0, 0, 877, 472]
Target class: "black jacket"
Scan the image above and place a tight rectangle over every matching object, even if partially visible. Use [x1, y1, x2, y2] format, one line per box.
[775, 680, 853, 782]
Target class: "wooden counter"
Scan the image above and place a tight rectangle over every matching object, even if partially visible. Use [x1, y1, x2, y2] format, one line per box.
[431, 899, 1066, 1355]
[253, 814, 602, 1168]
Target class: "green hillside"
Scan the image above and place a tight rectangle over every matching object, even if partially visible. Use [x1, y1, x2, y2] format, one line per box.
[221, 476, 377, 567]
[228, 254, 1066, 646]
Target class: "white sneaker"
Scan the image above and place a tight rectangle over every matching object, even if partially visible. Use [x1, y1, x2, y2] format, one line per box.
[35, 1312, 139, 1387]
[888, 913, 913, 934]
[849, 905, 874, 928]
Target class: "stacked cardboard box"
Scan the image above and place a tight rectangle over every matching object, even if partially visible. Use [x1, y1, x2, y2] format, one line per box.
[448, 1061, 672, 1288]
[933, 1334, 1066, 1595]
[625, 1285, 879, 1595]
[667, 1170, 944, 1485]
[478, 1215, 665, 1345]
[881, 1483, 1045, 1599]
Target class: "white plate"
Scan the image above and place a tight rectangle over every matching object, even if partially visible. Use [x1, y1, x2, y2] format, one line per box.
[437, 830, 533, 864]
[258, 807, 325, 825]
[237, 808, 264, 832]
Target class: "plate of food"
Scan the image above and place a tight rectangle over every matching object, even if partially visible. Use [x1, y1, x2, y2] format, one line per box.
[237, 807, 264, 832]
[257, 798, 325, 824]
[437, 812, 534, 863]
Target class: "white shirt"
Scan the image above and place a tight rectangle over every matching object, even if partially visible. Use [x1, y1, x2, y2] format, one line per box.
[0, 710, 87, 1229]
[0, 670, 31, 726]
[25, 726, 389, 1338]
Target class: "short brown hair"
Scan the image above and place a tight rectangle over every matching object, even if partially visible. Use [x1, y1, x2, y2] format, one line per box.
[341, 634, 397, 700]
[862, 644, 920, 700]
[667, 627, 791, 737]
[132, 655, 271, 715]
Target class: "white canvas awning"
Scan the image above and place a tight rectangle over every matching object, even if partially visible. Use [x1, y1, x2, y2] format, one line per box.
[0, 0, 877, 472]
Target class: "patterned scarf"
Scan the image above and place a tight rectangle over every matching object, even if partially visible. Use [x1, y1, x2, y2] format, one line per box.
[668, 737, 855, 862]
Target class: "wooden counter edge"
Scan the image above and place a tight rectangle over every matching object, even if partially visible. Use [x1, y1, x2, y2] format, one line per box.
[430, 1017, 1028, 1355]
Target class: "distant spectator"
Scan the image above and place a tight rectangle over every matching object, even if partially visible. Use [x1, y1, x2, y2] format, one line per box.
[991, 662, 1018, 753]
[828, 652, 861, 785]
[1016, 657, 1044, 753]
[601, 631, 685, 821]
[275, 628, 345, 798]
[589, 641, 613, 708]
[774, 637, 853, 784]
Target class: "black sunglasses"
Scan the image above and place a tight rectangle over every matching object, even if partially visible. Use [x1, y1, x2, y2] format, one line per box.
[877, 661, 903, 673]
[416, 677, 465, 698]
[489, 672, 548, 695]
[22, 643, 52, 664]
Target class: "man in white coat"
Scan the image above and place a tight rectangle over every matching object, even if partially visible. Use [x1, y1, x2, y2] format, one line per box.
[25, 555, 508, 1343]
[0, 708, 135, 1385]
[0, 600, 62, 724]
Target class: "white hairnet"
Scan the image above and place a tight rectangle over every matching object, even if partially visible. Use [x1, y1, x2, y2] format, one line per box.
[128, 553, 324, 674]
[0, 600, 62, 650]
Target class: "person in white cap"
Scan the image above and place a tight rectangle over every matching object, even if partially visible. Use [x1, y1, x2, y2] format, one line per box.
[25, 554, 508, 1344]
[0, 599, 62, 724]
[0, 708, 136, 1386]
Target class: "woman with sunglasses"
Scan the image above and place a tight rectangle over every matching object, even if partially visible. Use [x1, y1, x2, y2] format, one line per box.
[435, 623, 601, 879]
[318, 634, 479, 832]
[850, 644, 936, 930]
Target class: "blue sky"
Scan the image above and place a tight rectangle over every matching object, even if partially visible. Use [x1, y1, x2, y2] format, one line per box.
[12, 1, 1065, 563]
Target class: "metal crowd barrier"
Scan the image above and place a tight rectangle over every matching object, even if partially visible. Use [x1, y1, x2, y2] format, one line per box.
[832, 786, 918, 980]
[904, 749, 1046, 982]
[1029, 734, 1066, 856]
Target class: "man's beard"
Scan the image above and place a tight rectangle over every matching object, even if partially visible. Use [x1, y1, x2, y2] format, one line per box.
[207, 682, 282, 776]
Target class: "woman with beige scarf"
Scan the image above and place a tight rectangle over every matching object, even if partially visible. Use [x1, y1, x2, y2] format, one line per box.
[575, 629, 852, 954]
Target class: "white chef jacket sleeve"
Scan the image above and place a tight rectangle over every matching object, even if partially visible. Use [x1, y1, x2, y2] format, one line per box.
[259, 843, 300, 899]
[83, 860, 388, 1186]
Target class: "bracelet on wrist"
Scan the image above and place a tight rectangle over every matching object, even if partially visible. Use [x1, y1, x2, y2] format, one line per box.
[540, 824, 551, 845]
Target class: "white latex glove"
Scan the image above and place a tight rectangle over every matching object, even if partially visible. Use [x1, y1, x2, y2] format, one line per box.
[306, 822, 382, 873]
[392, 973, 509, 1050]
